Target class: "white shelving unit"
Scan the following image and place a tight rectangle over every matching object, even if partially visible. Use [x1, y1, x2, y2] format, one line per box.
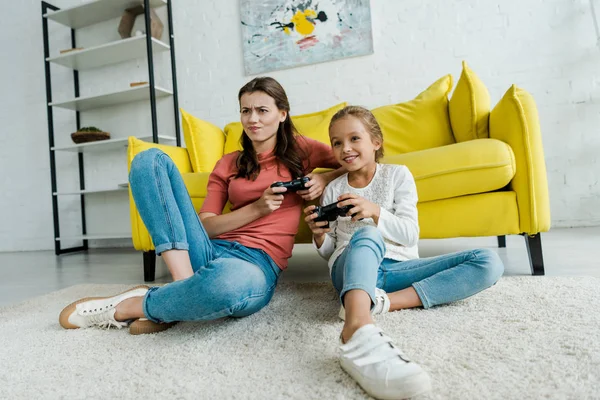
[53, 186, 128, 196]
[44, 0, 167, 29]
[47, 36, 170, 70]
[56, 233, 132, 241]
[42, 0, 180, 253]
[52, 135, 176, 153]
[50, 84, 173, 111]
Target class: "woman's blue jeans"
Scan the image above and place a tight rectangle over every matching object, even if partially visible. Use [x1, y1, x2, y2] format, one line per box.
[331, 226, 504, 309]
[129, 148, 281, 323]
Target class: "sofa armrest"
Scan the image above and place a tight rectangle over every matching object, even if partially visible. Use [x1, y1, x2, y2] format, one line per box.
[489, 85, 550, 234]
[127, 137, 193, 251]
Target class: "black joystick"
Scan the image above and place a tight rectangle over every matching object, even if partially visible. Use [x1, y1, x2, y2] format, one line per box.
[270, 176, 310, 192]
[311, 201, 355, 227]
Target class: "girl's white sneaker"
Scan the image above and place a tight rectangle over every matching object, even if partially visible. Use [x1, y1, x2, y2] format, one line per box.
[339, 324, 431, 399]
[339, 288, 391, 321]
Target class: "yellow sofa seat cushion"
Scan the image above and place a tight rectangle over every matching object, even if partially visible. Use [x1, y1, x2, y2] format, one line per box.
[418, 192, 520, 238]
[381, 139, 516, 203]
[449, 61, 491, 142]
[371, 75, 455, 156]
[181, 108, 225, 173]
[223, 102, 347, 154]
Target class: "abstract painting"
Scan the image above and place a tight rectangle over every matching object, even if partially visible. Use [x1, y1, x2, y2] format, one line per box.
[240, 0, 373, 75]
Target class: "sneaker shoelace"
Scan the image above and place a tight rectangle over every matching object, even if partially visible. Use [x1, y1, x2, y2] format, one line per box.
[86, 310, 125, 330]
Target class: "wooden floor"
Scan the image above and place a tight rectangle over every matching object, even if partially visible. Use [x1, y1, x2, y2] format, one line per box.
[1, 227, 598, 307]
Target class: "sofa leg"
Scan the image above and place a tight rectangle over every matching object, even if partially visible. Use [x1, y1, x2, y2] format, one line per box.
[497, 235, 506, 248]
[524, 234, 545, 276]
[143, 251, 156, 282]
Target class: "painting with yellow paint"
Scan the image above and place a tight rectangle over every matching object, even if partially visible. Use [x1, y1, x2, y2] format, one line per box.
[240, 0, 373, 75]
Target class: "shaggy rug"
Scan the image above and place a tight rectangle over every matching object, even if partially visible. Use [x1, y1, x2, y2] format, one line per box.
[0, 277, 598, 399]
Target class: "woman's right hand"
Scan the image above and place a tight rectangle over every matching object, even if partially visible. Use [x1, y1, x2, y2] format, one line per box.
[254, 185, 287, 216]
[303, 205, 331, 240]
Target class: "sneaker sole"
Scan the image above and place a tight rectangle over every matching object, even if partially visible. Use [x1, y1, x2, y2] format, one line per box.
[341, 360, 432, 399]
[59, 285, 149, 329]
[129, 319, 177, 335]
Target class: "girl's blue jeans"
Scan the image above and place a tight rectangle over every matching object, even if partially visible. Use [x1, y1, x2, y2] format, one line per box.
[129, 148, 281, 323]
[331, 226, 504, 309]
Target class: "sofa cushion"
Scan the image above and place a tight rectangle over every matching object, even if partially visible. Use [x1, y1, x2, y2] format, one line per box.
[418, 191, 520, 238]
[127, 136, 194, 251]
[381, 138, 516, 203]
[489, 85, 550, 234]
[223, 102, 347, 154]
[127, 136, 193, 173]
[181, 172, 210, 198]
[449, 61, 491, 142]
[371, 75, 455, 156]
[181, 108, 225, 173]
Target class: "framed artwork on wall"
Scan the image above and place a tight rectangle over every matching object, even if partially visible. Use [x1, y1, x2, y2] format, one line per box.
[240, 0, 374, 75]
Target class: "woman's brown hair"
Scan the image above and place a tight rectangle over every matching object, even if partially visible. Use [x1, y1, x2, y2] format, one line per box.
[235, 77, 307, 180]
[329, 105, 384, 162]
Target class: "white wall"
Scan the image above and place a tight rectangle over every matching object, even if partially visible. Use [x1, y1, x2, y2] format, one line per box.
[1, 0, 599, 252]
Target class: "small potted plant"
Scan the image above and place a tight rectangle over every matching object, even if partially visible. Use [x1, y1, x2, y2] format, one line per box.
[71, 126, 111, 144]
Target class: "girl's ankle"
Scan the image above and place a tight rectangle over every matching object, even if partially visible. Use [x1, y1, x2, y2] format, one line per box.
[341, 319, 373, 343]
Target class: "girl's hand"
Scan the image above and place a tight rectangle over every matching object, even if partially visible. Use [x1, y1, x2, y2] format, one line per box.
[254, 185, 287, 216]
[297, 173, 327, 201]
[303, 205, 331, 238]
[337, 193, 381, 222]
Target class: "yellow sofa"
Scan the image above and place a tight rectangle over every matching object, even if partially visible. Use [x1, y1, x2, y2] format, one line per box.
[128, 62, 550, 281]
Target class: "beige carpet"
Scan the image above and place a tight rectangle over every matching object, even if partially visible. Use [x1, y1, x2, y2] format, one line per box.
[0, 277, 598, 399]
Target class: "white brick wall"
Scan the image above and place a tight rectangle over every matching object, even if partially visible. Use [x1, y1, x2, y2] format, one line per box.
[1, 0, 598, 252]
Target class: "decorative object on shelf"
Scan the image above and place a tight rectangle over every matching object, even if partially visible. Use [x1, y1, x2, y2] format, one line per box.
[118, 5, 163, 40]
[240, 0, 374, 75]
[71, 126, 111, 144]
[130, 81, 149, 87]
[59, 47, 84, 54]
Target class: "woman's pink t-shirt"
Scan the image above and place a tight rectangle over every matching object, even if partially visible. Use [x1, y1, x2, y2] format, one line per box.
[200, 136, 339, 269]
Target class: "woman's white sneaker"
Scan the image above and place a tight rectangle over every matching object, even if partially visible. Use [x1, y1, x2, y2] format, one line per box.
[59, 285, 149, 330]
[339, 288, 391, 321]
[340, 324, 431, 399]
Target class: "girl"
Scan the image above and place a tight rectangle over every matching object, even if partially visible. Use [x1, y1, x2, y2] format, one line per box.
[59, 77, 343, 334]
[304, 106, 504, 399]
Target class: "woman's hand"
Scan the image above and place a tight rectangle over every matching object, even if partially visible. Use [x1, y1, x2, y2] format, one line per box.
[337, 193, 381, 223]
[303, 205, 331, 242]
[253, 185, 287, 216]
[297, 173, 327, 201]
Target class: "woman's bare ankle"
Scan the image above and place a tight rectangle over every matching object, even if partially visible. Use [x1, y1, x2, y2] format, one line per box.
[114, 296, 144, 321]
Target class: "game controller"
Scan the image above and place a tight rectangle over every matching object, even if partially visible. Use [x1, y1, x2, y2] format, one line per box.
[311, 201, 355, 225]
[270, 176, 310, 192]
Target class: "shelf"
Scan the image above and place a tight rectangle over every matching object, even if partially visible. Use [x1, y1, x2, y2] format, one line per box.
[53, 185, 129, 196]
[47, 36, 169, 70]
[49, 85, 172, 111]
[56, 233, 132, 241]
[44, 0, 167, 29]
[52, 135, 176, 153]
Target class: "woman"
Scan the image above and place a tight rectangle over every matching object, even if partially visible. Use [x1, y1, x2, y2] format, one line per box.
[59, 77, 343, 333]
